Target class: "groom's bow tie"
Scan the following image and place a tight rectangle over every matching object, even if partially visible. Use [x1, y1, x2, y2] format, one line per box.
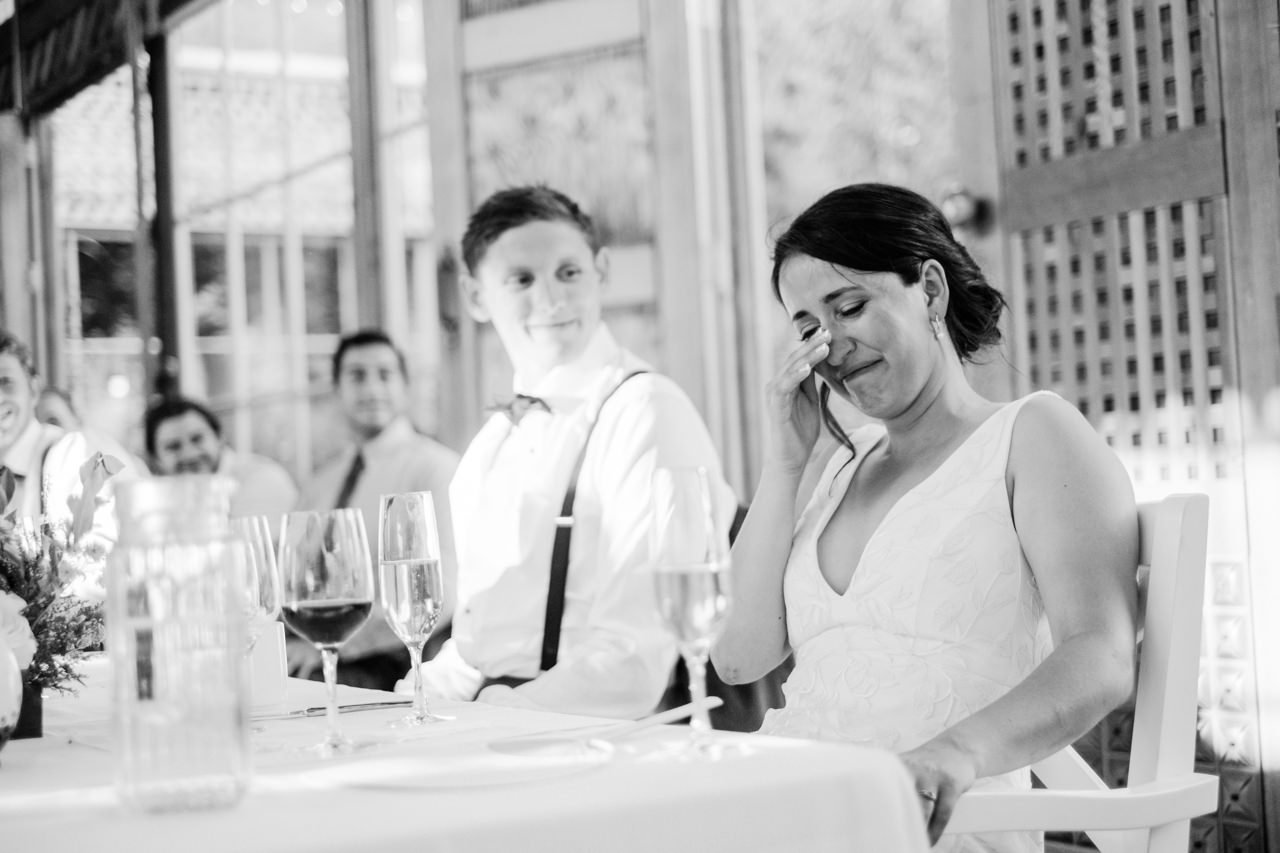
[489, 394, 551, 425]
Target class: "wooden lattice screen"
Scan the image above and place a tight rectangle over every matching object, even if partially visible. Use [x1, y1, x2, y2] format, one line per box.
[988, 2, 1266, 851]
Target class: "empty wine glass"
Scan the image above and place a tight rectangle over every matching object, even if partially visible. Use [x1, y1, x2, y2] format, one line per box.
[379, 491, 451, 726]
[650, 467, 732, 757]
[278, 509, 375, 757]
[229, 515, 282, 655]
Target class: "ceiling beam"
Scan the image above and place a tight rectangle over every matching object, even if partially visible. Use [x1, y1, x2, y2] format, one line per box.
[0, 0, 202, 116]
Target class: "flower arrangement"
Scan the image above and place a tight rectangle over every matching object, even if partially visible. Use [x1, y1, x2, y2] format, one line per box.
[0, 453, 119, 692]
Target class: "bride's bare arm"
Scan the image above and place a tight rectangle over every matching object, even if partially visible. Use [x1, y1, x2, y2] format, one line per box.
[712, 329, 832, 684]
[712, 465, 801, 683]
[902, 393, 1139, 842]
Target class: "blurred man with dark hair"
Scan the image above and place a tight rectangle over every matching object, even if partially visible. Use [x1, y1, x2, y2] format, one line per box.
[144, 396, 297, 523]
[293, 329, 459, 690]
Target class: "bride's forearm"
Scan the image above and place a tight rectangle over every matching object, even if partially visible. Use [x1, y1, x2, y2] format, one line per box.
[923, 630, 1135, 778]
[712, 462, 803, 684]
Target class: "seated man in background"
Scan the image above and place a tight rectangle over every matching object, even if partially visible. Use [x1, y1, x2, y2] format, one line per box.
[144, 396, 298, 522]
[294, 329, 460, 691]
[0, 329, 137, 539]
[404, 185, 736, 719]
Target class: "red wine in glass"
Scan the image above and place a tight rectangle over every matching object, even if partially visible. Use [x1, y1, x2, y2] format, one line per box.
[282, 600, 373, 647]
[278, 509, 375, 757]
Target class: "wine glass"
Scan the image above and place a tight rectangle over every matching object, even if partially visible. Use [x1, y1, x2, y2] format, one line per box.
[229, 515, 282, 655]
[278, 509, 375, 757]
[650, 467, 732, 756]
[378, 491, 451, 726]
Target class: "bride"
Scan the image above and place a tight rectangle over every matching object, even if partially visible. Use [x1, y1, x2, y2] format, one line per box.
[713, 183, 1139, 851]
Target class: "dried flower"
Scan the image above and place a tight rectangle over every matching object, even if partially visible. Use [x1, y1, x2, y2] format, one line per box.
[0, 452, 117, 692]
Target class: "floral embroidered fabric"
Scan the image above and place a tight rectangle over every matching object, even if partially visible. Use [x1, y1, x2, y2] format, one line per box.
[760, 395, 1055, 853]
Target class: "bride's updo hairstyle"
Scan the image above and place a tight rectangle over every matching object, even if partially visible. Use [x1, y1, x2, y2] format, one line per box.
[769, 183, 1008, 452]
[770, 182, 1006, 358]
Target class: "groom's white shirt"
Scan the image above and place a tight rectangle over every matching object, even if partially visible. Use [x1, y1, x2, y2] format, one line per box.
[407, 326, 735, 719]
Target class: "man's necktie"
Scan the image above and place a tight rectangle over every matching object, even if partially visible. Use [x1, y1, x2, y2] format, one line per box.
[332, 451, 365, 510]
[488, 394, 551, 426]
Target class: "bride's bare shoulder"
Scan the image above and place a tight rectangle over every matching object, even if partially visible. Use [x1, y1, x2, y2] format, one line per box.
[1008, 391, 1125, 483]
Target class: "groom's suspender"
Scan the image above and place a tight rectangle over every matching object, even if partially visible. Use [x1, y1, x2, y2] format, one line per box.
[539, 370, 649, 672]
[476, 370, 651, 694]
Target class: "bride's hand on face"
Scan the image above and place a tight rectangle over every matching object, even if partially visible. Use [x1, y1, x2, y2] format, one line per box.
[764, 327, 830, 476]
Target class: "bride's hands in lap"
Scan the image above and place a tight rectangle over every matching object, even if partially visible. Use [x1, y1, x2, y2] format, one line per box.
[899, 734, 979, 845]
[764, 327, 830, 475]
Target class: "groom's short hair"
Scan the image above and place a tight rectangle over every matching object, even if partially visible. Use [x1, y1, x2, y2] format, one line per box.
[461, 185, 599, 276]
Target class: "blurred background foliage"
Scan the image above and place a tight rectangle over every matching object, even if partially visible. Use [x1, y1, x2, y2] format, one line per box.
[754, 0, 957, 227]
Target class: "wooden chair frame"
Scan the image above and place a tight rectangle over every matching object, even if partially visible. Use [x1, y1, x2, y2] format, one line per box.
[945, 493, 1218, 853]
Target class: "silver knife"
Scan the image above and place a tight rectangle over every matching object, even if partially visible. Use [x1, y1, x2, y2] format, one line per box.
[253, 700, 413, 721]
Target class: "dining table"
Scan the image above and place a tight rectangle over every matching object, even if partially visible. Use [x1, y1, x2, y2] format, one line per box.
[0, 658, 932, 853]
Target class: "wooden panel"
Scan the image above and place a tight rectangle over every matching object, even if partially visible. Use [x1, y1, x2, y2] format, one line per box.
[462, 46, 654, 242]
[0, 115, 32, 341]
[464, 0, 553, 18]
[951, 0, 1015, 403]
[424, 0, 482, 448]
[344, 0, 383, 328]
[601, 244, 656, 308]
[1101, 215, 1128, 430]
[1050, 224, 1073, 400]
[1002, 123, 1222, 228]
[721, 0, 774, 486]
[645, 0, 706, 414]
[224, 215, 250, 449]
[1080, 220, 1103, 418]
[1006, 184, 1255, 853]
[1007, 235, 1033, 398]
[150, 33, 180, 395]
[992, 0, 1219, 168]
[1216, 0, 1280, 849]
[1011, 192, 1230, 470]
[462, 0, 641, 73]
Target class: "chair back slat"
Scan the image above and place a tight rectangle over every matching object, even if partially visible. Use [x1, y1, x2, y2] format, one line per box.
[1127, 494, 1210, 788]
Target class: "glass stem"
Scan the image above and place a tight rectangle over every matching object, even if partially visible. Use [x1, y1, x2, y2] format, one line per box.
[321, 646, 340, 743]
[685, 651, 712, 741]
[408, 642, 426, 718]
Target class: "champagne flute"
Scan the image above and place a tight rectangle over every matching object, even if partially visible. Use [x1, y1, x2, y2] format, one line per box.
[229, 515, 282, 655]
[650, 467, 732, 756]
[378, 491, 451, 726]
[278, 509, 375, 757]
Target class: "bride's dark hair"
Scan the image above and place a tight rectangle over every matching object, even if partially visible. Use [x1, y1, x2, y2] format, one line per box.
[770, 183, 1007, 453]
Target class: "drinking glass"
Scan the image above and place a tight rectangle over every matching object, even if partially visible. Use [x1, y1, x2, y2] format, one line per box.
[378, 491, 451, 726]
[229, 515, 282, 655]
[650, 467, 732, 755]
[278, 509, 375, 757]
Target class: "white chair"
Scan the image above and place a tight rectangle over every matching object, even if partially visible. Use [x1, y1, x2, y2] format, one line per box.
[945, 493, 1218, 853]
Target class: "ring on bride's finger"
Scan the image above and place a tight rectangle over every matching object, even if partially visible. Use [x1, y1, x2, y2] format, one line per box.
[917, 789, 938, 803]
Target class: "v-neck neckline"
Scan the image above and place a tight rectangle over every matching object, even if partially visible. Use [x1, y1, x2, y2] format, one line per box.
[810, 403, 1009, 597]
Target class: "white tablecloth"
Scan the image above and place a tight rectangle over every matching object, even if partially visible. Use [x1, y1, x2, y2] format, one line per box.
[0, 661, 930, 853]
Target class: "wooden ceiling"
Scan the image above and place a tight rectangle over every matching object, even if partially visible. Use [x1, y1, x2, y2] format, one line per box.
[0, 0, 199, 116]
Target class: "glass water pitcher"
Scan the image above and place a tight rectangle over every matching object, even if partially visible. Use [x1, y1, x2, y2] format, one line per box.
[107, 475, 251, 812]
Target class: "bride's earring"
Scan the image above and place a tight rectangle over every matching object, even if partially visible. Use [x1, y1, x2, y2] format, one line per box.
[931, 314, 944, 339]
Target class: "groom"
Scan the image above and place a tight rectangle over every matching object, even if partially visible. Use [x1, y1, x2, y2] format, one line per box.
[404, 185, 736, 719]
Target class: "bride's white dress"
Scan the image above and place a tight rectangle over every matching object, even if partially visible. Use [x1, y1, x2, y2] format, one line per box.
[759, 394, 1054, 853]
